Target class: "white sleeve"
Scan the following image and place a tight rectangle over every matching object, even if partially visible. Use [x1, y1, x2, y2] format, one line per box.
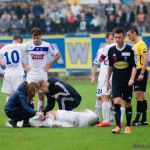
[21, 43, 28, 53]
[0, 47, 4, 59]
[20, 43, 28, 63]
[102, 45, 109, 57]
[93, 49, 102, 65]
[48, 44, 59, 55]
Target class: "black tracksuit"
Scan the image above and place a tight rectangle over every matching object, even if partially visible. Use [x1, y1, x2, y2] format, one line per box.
[43, 78, 82, 114]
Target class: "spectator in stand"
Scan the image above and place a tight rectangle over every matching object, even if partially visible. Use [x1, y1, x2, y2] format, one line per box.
[9, 13, 23, 35]
[85, 7, 94, 32]
[94, 0, 106, 32]
[0, 12, 10, 35]
[94, 0, 105, 19]
[78, 12, 87, 33]
[136, 0, 148, 15]
[105, 0, 116, 20]
[90, 12, 101, 33]
[51, 7, 62, 34]
[32, 0, 44, 18]
[67, 12, 77, 33]
[11, 3, 22, 19]
[62, 6, 72, 34]
[116, 2, 123, 26]
[120, 5, 135, 31]
[0, 3, 10, 17]
[38, 13, 46, 34]
[45, 14, 54, 34]
[136, 10, 148, 34]
[20, 14, 27, 35]
[70, 2, 82, 18]
[106, 15, 118, 32]
[1, 11, 11, 21]
[26, 13, 36, 34]
[21, 3, 31, 18]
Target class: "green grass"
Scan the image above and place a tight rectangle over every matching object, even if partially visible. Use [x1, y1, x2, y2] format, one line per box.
[0, 79, 150, 150]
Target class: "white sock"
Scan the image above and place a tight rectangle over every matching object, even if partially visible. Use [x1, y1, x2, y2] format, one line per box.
[121, 106, 125, 123]
[102, 102, 110, 122]
[38, 100, 44, 111]
[6, 96, 10, 102]
[94, 100, 102, 117]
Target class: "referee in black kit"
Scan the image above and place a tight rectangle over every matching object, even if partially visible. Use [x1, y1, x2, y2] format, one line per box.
[106, 27, 137, 134]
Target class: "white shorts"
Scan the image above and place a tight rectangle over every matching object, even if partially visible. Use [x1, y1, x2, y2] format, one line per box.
[96, 81, 111, 97]
[1, 76, 24, 94]
[26, 73, 48, 83]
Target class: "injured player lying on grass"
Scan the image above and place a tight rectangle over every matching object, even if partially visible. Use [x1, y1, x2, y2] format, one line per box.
[30, 109, 99, 127]
[7, 109, 99, 128]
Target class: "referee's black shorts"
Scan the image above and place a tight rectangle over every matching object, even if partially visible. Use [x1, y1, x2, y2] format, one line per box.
[134, 69, 148, 92]
[112, 83, 133, 102]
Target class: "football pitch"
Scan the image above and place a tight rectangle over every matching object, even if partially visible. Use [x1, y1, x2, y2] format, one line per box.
[0, 78, 150, 150]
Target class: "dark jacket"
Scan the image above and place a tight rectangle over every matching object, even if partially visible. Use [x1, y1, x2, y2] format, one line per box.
[4, 82, 36, 116]
[137, 4, 148, 15]
[120, 11, 135, 29]
[43, 77, 82, 113]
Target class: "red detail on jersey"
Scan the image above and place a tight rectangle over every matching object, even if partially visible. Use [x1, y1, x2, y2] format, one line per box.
[0, 44, 5, 49]
[104, 60, 108, 65]
[31, 54, 44, 59]
[100, 54, 106, 60]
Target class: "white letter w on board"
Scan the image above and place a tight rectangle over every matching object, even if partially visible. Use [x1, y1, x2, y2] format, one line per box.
[67, 43, 90, 64]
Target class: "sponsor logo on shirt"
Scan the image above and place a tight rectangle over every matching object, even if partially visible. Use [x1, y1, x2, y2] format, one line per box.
[122, 52, 130, 56]
[114, 61, 129, 69]
[31, 54, 44, 60]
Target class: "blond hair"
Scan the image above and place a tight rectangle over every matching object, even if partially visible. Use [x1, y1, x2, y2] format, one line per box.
[38, 80, 46, 89]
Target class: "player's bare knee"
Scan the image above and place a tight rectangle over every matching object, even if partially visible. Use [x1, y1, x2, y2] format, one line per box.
[135, 91, 144, 101]
[113, 97, 122, 105]
[38, 92, 45, 100]
[97, 96, 101, 101]
[102, 95, 110, 102]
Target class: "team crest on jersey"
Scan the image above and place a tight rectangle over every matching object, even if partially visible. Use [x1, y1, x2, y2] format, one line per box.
[112, 53, 117, 62]
[124, 56, 128, 61]
[31, 54, 44, 59]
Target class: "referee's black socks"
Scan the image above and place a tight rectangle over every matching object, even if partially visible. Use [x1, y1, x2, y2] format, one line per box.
[141, 100, 147, 122]
[126, 106, 132, 126]
[114, 104, 121, 127]
[134, 101, 143, 122]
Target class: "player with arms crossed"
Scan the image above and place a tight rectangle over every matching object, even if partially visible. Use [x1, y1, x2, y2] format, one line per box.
[91, 32, 114, 127]
[23, 27, 61, 111]
[127, 26, 149, 126]
[106, 27, 137, 134]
